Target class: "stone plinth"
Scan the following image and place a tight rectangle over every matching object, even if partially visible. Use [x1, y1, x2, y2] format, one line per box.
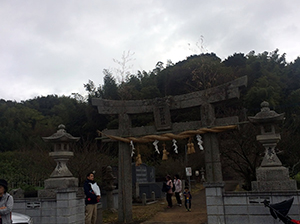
[252, 166, 297, 191]
[44, 177, 79, 190]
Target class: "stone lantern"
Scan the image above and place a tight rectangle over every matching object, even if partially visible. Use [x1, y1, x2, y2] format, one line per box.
[249, 101, 296, 191]
[42, 124, 80, 189]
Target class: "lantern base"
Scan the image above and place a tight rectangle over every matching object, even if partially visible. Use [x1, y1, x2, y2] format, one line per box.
[44, 177, 78, 189]
[252, 166, 297, 191]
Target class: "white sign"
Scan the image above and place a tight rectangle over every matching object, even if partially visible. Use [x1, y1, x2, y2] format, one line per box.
[186, 167, 192, 176]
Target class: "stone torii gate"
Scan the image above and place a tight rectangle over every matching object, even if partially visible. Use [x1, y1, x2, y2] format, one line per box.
[92, 76, 247, 223]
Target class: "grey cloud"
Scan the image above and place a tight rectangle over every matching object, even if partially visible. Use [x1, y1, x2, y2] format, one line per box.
[1, 0, 300, 101]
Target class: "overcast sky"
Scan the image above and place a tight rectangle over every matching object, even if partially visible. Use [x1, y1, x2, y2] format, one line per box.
[1, 0, 300, 102]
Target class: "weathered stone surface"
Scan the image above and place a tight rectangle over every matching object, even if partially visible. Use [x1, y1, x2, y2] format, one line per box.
[91, 76, 247, 115]
[44, 177, 78, 189]
[153, 98, 172, 130]
[117, 141, 132, 222]
[103, 166, 116, 191]
[250, 102, 296, 191]
[42, 124, 80, 143]
[42, 124, 80, 188]
[103, 166, 116, 211]
[251, 166, 297, 192]
[38, 189, 57, 198]
[9, 188, 24, 199]
[48, 151, 74, 178]
[256, 166, 290, 181]
[252, 179, 297, 191]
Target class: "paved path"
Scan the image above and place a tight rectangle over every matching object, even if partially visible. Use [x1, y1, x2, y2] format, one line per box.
[141, 188, 207, 224]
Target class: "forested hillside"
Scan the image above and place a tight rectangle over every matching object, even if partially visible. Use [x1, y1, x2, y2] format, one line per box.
[1, 50, 300, 190]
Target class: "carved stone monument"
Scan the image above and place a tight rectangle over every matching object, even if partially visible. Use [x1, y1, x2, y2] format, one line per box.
[103, 166, 117, 212]
[250, 101, 297, 191]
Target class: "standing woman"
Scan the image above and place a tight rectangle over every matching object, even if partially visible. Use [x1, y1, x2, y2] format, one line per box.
[166, 175, 173, 208]
[0, 179, 13, 224]
[174, 174, 182, 206]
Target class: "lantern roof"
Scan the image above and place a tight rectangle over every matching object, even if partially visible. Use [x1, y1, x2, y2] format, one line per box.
[42, 124, 80, 143]
[248, 101, 284, 124]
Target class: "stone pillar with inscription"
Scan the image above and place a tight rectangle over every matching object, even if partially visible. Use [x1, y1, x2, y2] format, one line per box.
[153, 98, 172, 130]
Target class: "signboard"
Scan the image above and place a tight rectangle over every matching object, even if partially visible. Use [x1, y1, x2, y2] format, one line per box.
[186, 167, 192, 177]
[136, 165, 148, 183]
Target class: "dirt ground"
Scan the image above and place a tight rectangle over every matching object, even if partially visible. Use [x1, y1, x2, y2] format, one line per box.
[141, 188, 207, 224]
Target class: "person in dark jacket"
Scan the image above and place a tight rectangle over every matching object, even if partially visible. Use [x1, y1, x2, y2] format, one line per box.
[0, 179, 13, 224]
[84, 172, 101, 224]
[183, 186, 192, 212]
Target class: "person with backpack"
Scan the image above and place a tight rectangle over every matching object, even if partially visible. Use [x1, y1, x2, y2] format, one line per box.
[165, 175, 173, 208]
[173, 174, 182, 206]
[0, 179, 13, 224]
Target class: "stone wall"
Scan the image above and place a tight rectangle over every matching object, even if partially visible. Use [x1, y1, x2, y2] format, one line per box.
[206, 187, 300, 224]
[13, 189, 85, 224]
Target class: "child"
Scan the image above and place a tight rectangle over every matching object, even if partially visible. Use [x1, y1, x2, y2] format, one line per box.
[183, 186, 192, 212]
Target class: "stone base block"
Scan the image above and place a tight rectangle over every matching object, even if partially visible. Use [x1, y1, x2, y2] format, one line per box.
[252, 166, 297, 191]
[44, 177, 78, 189]
[252, 180, 297, 191]
[256, 166, 290, 181]
[38, 189, 57, 198]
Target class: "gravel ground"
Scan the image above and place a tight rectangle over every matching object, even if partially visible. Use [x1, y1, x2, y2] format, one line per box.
[141, 188, 207, 224]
